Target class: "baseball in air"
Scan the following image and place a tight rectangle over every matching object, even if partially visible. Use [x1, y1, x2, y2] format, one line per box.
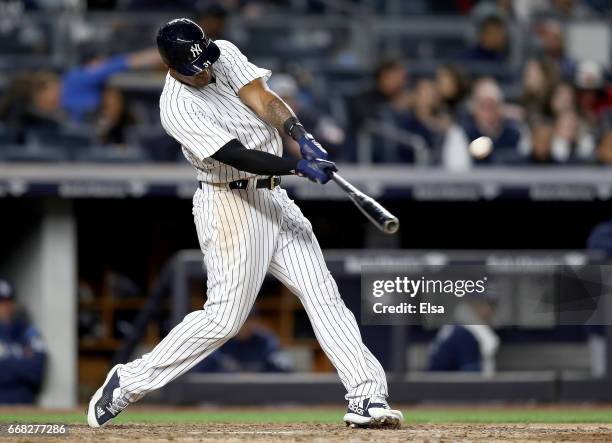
[468, 136, 493, 159]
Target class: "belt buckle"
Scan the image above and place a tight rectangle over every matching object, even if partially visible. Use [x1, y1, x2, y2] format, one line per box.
[269, 176, 280, 190]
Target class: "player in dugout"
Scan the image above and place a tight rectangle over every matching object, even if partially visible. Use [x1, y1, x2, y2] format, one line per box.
[0, 278, 47, 404]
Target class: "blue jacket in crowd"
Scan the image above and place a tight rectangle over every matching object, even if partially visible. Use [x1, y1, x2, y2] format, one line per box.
[61, 55, 129, 122]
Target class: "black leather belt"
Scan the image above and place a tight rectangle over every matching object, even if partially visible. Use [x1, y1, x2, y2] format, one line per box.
[200, 176, 281, 190]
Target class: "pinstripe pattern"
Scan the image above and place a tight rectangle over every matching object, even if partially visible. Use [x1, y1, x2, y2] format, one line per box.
[268, 189, 388, 400]
[119, 39, 388, 404]
[119, 186, 387, 402]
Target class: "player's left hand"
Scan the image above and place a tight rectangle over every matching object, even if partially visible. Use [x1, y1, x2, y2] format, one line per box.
[296, 158, 337, 184]
[298, 133, 328, 160]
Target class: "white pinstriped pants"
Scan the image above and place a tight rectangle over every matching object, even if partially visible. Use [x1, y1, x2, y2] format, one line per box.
[119, 184, 388, 402]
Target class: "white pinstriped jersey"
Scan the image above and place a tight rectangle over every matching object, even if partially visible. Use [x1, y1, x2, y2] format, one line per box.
[159, 39, 283, 183]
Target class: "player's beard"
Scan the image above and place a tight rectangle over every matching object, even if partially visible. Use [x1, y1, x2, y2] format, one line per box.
[171, 67, 213, 88]
[189, 68, 213, 88]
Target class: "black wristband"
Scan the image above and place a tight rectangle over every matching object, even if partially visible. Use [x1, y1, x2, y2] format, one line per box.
[283, 117, 306, 141]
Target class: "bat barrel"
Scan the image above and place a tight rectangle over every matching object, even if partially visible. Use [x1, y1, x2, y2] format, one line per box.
[329, 171, 400, 235]
[383, 217, 400, 234]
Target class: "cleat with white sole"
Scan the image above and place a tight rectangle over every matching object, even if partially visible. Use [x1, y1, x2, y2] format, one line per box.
[343, 397, 404, 429]
[87, 364, 129, 428]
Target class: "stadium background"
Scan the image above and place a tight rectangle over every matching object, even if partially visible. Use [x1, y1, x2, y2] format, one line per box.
[1, 0, 612, 439]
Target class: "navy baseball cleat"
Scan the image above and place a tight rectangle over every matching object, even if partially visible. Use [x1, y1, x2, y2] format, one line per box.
[87, 364, 129, 428]
[343, 397, 404, 428]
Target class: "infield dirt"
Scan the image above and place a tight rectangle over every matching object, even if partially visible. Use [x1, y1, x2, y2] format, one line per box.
[4, 423, 612, 443]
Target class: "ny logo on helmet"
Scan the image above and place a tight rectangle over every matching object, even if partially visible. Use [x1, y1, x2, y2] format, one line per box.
[190, 43, 203, 58]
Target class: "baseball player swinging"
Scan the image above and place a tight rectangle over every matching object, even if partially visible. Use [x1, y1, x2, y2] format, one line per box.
[87, 18, 403, 429]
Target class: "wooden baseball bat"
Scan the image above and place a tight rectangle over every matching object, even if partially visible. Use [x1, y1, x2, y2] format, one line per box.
[329, 171, 399, 234]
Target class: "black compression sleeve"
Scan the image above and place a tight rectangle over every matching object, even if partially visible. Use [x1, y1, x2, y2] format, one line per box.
[211, 139, 298, 175]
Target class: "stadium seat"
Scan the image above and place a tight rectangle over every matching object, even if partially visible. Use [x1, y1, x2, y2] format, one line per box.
[74, 146, 149, 163]
[0, 126, 17, 146]
[1, 145, 69, 162]
[25, 128, 94, 160]
[127, 125, 181, 162]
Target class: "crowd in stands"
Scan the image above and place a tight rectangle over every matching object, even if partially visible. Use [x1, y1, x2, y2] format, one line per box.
[0, 0, 611, 166]
[5, 0, 612, 17]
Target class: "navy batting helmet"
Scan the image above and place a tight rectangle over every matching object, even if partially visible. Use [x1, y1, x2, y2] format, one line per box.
[156, 18, 220, 77]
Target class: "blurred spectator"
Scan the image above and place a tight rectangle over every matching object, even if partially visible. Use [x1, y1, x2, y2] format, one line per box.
[574, 61, 612, 126]
[520, 58, 558, 121]
[596, 131, 612, 164]
[436, 64, 470, 117]
[427, 296, 499, 375]
[401, 78, 450, 152]
[268, 73, 344, 159]
[347, 57, 411, 162]
[463, 14, 508, 63]
[549, 110, 595, 162]
[23, 72, 63, 130]
[196, 3, 229, 40]
[0, 279, 46, 404]
[0, 73, 31, 126]
[61, 48, 160, 123]
[548, 0, 594, 20]
[0, 71, 65, 140]
[96, 87, 136, 146]
[533, 19, 575, 76]
[518, 59, 591, 164]
[442, 78, 528, 169]
[348, 57, 410, 131]
[529, 121, 555, 163]
[550, 81, 577, 117]
[0, 49, 159, 144]
[193, 311, 293, 373]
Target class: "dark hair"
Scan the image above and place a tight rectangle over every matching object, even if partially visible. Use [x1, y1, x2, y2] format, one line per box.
[521, 58, 560, 117]
[0, 71, 58, 123]
[437, 64, 470, 101]
[374, 57, 405, 82]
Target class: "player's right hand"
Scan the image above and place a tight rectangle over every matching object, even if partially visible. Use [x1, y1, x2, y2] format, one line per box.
[295, 158, 337, 184]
